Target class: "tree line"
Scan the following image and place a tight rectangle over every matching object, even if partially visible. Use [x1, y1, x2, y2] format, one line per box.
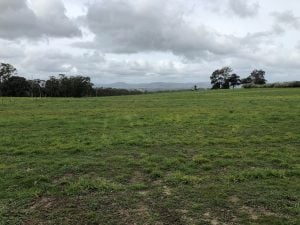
[210, 67, 267, 89]
[0, 63, 142, 97]
[1, 63, 298, 97]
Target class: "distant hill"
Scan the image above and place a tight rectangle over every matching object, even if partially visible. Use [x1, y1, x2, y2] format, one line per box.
[97, 82, 210, 91]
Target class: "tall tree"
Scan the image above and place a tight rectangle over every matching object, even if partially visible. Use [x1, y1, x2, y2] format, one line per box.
[242, 69, 267, 85]
[28, 79, 46, 97]
[0, 63, 18, 96]
[0, 63, 17, 83]
[210, 67, 233, 89]
[44, 75, 94, 97]
[45, 76, 60, 97]
[67, 76, 93, 97]
[228, 73, 241, 89]
[210, 70, 223, 89]
[1, 76, 30, 97]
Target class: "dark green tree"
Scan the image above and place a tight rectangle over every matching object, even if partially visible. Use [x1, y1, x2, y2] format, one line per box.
[0, 63, 18, 96]
[228, 73, 241, 89]
[0, 63, 17, 83]
[242, 69, 267, 85]
[1, 76, 30, 97]
[45, 76, 60, 97]
[28, 79, 46, 97]
[210, 67, 233, 89]
[67, 76, 93, 97]
[44, 75, 93, 97]
[58, 74, 71, 97]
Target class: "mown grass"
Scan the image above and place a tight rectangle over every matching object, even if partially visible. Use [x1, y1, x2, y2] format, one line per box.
[0, 88, 299, 225]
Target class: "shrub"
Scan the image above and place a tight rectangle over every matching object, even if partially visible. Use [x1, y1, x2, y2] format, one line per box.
[242, 81, 300, 89]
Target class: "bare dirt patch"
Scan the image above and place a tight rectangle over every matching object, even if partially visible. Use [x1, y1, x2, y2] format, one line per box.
[163, 185, 172, 196]
[30, 197, 57, 211]
[240, 206, 281, 220]
[130, 171, 145, 183]
[119, 203, 153, 225]
[228, 196, 240, 204]
[138, 190, 149, 196]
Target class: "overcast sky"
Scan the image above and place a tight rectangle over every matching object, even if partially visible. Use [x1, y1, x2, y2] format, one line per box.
[0, 0, 299, 83]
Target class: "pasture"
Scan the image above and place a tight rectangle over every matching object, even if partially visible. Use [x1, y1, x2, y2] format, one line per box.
[0, 88, 299, 225]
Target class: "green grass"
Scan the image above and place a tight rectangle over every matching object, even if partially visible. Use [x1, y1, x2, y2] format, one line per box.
[0, 88, 299, 225]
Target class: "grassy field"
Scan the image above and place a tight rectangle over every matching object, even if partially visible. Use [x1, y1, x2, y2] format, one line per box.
[0, 88, 299, 225]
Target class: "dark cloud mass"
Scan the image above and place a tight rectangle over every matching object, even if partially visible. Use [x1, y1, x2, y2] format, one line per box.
[83, 0, 240, 58]
[0, 0, 81, 39]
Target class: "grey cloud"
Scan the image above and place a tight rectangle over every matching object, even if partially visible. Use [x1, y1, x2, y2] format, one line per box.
[0, 0, 81, 40]
[240, 10, 300, 46]
[13, 47, 300, 84]
[0, 40, 25, 59]
[0, 0, 27, 11]
[0, 0, 38, 39]
[239, 10, 300, 47]
[241, 26, 284, 49]
[22, 50, 105, 75]
[1, 0, 299, 84]
[30, 0, 82, 38]
[262, 54, 300, 70]
[228, 0, 259, 18]
[17, 49, 195, 83]
[79, 0, 241, 59]
[271, 10, 300, 29]
[22, 51, 76, 73]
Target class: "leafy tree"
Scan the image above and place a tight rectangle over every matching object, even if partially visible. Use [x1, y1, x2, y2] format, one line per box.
[0, 63, 18, 96]
[28, 79, 46, 97]
[210, 70, 223, 89]
[58, 74, 71, 97]
[66, 76, 93, 97]
[210, 67, 233, 89]
[45, 76, 60, 97]
[44, 75, 93, 97]
[0, 63, 17, 83]
[241, 76, 252, 84]
[0, 69, 142, 97]
[228, 73, 241, 89]
[242, 69, 267, 85]
[1, 76, 30, 97]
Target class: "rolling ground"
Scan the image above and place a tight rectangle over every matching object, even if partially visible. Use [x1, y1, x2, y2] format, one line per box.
[0, 88, 299, 225]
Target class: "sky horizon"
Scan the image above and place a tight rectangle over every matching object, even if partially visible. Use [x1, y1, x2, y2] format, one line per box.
[0, 0, 300, 84]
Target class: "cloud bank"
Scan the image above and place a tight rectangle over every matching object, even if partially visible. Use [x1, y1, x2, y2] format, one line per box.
[0, 0, 81, 39]
[0, 0, 299, 83]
